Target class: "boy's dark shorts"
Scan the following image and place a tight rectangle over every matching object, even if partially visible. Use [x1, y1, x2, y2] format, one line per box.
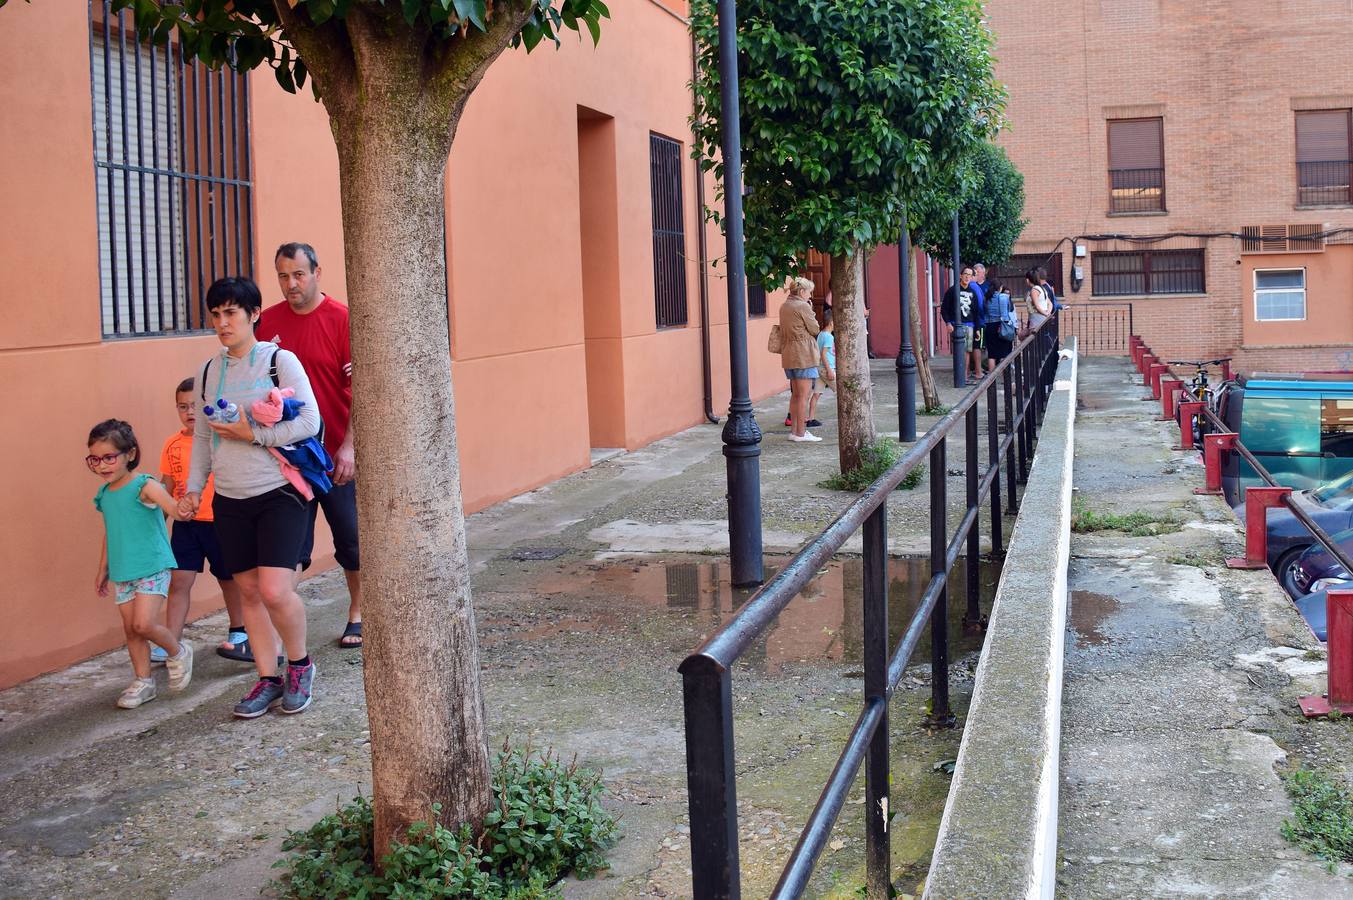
[171, 519, 233, 580]
[213, 485, 311, 573]
[299, 480, 361, 572]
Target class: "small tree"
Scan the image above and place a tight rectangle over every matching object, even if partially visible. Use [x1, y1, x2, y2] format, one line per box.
[913, 141, 1027, 271]
[691, 0, 1003, 473]
[18, 0, 608, 861]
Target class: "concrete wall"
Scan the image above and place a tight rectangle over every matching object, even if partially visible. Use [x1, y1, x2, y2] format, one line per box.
[0, 0, 789, 689]
[987, 0, 1353, 374]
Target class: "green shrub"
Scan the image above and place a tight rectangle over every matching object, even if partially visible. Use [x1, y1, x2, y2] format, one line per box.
[1281, 768, 1353, 865]
[819, 440, 922, 492]
[1071, 500, 1180, 537]
[273, 745, 619, 899]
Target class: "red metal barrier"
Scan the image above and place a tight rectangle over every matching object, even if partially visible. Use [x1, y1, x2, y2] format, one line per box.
[1140, 353, 1156, 381]
[1221, 359, 1232, 383]
[1194, 432, 1237, 495]
[1149, 363, 1169, 399]
[1176, 400, 1205, 450]
[1160, 379, 1183, 421]
[1299, 589, 1353, 717]
[1227, 486, 1293, 569]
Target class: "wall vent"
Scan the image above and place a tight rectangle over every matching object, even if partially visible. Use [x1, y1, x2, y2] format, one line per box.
[1240, 224, 1325, 253]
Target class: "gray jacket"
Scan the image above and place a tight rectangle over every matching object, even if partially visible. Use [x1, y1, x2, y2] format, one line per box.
[187, 341, 321, 500]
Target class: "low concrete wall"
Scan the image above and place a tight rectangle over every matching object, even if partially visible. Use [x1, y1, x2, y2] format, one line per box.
[924, 341, 1078, 899]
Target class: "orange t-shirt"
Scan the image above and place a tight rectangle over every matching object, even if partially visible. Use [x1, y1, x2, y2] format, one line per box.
[160, 430, 215, 521]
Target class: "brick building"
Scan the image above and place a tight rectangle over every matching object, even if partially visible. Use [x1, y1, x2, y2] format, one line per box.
[987, 0, 1353, 373]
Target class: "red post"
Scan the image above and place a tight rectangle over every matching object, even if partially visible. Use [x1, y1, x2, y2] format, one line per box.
[1139, 352, 1155, 379]
[1226, 485, 1293, 569]
[1194, 431, 1236, 495]
[1129, 337, 1142, 366]
[1160, 379, 1183, 420]
[1221, 359, 1233, 382]
[1149, 363, 1169, 399]
[1176, 400, 1205, 450]
[1298, 589, 1353, 717]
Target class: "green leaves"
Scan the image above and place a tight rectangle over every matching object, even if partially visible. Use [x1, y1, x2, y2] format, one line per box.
[911, 141, 1027, 268]
[691, 0, 1005, 285]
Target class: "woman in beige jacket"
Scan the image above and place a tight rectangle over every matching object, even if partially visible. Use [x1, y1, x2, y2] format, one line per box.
[779, 276, 822, 441]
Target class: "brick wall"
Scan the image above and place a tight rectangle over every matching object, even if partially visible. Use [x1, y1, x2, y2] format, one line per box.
[988, 0, 1353, 376]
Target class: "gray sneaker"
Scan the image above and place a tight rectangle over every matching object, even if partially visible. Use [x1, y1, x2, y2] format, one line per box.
[233, 679, 284, 719]
[165, 639, 193, 692]
[281, 662, 315, 714]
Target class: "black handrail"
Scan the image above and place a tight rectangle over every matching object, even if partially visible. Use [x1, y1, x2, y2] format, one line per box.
[680, 314, 1064, 898]
[1188, 389, 1353, 578]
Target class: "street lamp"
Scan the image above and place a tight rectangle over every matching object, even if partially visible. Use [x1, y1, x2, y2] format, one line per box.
[896, 215, 917, 442]
[715, 0, 763, 588]
[950, 212, 965, 388]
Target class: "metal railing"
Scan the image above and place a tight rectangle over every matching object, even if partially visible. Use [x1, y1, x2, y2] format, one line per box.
[679, 315, 1063, 898]
[1059, 302, 1133, 354]
[1109, 166, 1165, 213]
[1297, 160, 1353, 206]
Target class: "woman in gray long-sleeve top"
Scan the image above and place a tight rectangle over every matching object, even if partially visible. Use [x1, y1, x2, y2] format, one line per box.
[180, 277, 322, 719]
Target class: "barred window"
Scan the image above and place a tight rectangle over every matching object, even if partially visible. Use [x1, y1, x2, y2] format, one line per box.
[1295, 109, 1352, 205]
[991, 253, 1063, 296]
[91, 2, 253, 337]
[1107, 118, 1165, 213]
[747, 281, 767, 317]
[649, 133, 687, 329]
[1091, 249, 1204, 296]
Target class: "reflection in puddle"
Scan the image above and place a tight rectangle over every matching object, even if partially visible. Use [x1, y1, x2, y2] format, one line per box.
[1069, 590, 1119, 646]
[517, 555, 1000, 674]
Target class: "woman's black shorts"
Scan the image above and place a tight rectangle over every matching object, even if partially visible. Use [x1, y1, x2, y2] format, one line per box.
[212, 485, 310, 573]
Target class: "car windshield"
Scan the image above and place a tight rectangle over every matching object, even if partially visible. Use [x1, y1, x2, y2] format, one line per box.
[1311, 469, 1353, 505]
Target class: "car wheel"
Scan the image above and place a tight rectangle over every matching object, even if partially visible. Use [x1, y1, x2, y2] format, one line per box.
[1273, 546, 1308, 599]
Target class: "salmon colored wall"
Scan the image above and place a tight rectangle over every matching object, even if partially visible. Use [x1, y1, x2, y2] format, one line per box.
[0, 0, 789, 688]
[1241, 245, 1353, 349]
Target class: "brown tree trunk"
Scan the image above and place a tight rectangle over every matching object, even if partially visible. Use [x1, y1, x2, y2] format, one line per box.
[277, 2, 533, 862]
[831, 248, 876, 473]
[909, 276, 940, 410]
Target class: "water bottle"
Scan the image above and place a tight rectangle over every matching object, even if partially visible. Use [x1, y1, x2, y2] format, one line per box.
[204, 398, 240, 423]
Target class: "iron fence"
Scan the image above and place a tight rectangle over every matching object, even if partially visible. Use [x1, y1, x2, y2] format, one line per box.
[1109, 166, 1165, 213]
[1297, 160, 1352, 206]
[679, 316, 1064, 898]
[1059, 302, 1133, 354]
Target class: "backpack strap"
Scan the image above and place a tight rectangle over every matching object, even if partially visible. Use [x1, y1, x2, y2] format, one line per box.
[269, 348, 281, 387]
[200, 359, 212, 402]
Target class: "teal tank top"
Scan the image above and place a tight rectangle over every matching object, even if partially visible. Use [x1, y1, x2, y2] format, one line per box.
[94, 473, 178, 582]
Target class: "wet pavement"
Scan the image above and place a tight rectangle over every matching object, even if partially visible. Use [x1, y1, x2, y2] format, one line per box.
[0, 361, 997, 899]
[1059, 356, 1353, 898]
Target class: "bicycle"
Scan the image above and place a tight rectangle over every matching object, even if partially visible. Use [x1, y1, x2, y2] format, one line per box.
[1168, 357, 1233, 445]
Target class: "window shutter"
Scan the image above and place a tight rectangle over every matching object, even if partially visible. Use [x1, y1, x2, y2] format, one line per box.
[1296, 110, 1350, 163]
[1108, 118, 1163, 169]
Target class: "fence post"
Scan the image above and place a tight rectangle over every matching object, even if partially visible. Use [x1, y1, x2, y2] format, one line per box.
[987, 380, 1003, 553]
[1003, 366, 1018, 514]
[862, 505, 891, 898]
[679, 655, 741, 899]
[1299, 589, 1353, 716]
[1226, 486, 1293, 569]
[1014, 346, 1029, 483]
[964, 404, 983, 634]
[1159, 379, 1183, 421]
[929, 437, 955, 726]
[1149, 362, 1169, 399]
[1194, 432, 1237, 495]
[1138, 351, 1154, 379]
[1175, 400, 1205, 450]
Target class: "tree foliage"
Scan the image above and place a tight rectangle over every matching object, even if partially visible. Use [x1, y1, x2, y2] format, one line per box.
[912, 141, 1027, 268]
[690, 0, 1005, 285]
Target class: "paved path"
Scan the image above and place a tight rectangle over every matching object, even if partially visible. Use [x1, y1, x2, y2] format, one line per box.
[1058, 357, 1353, 897]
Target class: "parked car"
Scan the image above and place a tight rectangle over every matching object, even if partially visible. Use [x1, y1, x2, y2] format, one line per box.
[1294, 588, 1350, 643]
[1234, 468, 1353, 578]
[1216, 373, 1353, 507]
[1283, 527, 1353, 598]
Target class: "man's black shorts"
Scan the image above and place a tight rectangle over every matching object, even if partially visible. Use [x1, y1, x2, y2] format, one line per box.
[299, 480, 361, 572]
[171, 519, 233, 580]
[213, 485, 310, 573]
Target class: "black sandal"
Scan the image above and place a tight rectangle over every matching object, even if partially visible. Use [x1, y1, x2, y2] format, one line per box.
[338, 621, 363, 649]
[216, 631, 255, 663]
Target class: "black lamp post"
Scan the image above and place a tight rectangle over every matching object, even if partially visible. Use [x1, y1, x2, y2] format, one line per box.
[715, 0, 763, 588]
[950, 212, 965, 388]
[896, 217, 917, 442]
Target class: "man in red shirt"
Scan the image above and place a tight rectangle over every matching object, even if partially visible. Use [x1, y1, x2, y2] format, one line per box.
[258, 243, 363, 648]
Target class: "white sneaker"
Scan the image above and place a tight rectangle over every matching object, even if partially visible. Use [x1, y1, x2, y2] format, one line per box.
[166, 639, 193, 692]
[789, 432, 823, 443]
[117, 678, 157, 709]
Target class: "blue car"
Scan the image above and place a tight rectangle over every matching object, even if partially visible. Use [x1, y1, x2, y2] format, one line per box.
[1237, 469, 1353, 580]
[1286, 527, 1353, 599]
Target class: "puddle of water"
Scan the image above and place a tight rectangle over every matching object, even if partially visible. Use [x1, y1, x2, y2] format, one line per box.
[1069, 590, 1119, 646]
[509, 555, 1001, 674]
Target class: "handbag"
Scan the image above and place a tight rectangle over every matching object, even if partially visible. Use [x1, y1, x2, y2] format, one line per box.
[767, 324, 783, 354]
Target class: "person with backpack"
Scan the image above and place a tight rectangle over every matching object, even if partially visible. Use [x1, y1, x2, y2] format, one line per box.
[180, 276, 322, 719]
[1037, 266, 1061, 312]
[981, 277, 1018, 371]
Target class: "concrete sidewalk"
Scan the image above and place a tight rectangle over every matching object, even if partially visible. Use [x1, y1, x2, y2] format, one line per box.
[1059, 357, 1353, 897]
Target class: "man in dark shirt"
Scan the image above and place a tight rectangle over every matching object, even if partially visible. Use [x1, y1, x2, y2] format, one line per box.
[942, 265, 985, 379]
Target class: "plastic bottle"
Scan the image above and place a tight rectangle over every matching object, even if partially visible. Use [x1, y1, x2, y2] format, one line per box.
[203, 398, 240, 423]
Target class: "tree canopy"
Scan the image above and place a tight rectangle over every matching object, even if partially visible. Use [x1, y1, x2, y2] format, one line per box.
[690, 0, 1005, 285]
[912, 141, 1027, 269]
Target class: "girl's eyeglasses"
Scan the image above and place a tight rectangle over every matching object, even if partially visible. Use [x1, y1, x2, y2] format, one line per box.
[86, 451, 127, 469]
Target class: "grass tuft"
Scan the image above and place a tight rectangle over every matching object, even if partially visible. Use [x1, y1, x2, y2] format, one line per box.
[818, 439, 923, 492]
[1072, 500, 1181, 537]
[1281, 768, 1353, 865]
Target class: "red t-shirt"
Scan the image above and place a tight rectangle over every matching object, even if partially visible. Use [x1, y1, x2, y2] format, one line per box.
[258, 294, 352, 456]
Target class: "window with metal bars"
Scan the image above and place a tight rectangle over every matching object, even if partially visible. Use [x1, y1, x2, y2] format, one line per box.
[746, 281, 767, 317]
[90, 1, 253, 338]
[1295, 109, 1352, 205]
[649, 133, 687, 329]
[1091, 249, 1204, 296]
[1107, 118, 1164, 213]
[991, 253, 1063, 296]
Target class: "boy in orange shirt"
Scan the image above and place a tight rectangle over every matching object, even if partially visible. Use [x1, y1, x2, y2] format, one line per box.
[157, 377, 249, 662]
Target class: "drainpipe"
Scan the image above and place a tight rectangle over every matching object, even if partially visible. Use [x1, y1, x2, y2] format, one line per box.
[692, 31, 719, 425]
